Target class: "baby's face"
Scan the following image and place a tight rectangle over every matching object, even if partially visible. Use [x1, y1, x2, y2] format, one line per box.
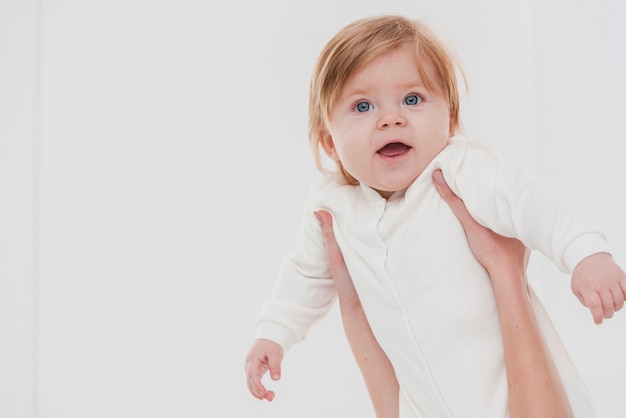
[321, 45, 451, 198]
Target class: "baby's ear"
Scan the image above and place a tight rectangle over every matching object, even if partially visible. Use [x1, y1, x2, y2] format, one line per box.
[448, 119, 457, 137]
[320, 131, 339, 161]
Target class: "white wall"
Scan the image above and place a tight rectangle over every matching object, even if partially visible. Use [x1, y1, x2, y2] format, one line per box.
[527, 1, 626, 415]
[0, 1, 38, 416]
[1, 0, 625, 417]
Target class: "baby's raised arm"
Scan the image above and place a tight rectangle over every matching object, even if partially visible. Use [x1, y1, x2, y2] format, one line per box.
[433, 170, 574, 418]
[312, 171, 576, 418]
[443, 139, 624, 324]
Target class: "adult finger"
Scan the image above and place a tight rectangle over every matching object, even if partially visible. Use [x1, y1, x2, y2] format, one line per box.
[315, 210, 349, 278]
[315, 210, 361, 308]
[432, 170, 477, 232]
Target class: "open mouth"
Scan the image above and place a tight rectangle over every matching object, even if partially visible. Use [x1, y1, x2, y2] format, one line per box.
[377, 142, 412, 157]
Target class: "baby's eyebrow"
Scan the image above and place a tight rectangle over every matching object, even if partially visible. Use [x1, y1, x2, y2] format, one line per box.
[338, 79, 429, 103]
[397, 80, 427, 90]
[341, 88, 369, 98]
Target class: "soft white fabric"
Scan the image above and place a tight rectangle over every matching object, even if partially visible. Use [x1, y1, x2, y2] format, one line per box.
[256, 136, 605, 417]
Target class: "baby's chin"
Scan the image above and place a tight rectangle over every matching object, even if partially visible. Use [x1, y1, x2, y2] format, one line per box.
[376, 176, 422, 197]
[372, 184, 410, 199]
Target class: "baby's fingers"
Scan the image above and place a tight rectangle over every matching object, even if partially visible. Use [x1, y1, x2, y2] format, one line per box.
[616, 278, 626, 311]
[599, 290, 615, 320]
[267, 353, 282, 382]
[246, 359, 271, 401]
[612, 285, 625, 312]
[579, 291, 604, 325]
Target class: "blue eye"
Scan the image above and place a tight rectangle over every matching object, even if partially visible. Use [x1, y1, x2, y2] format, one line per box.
[404, 95, 422, 106]
[355, 101, 372, 112]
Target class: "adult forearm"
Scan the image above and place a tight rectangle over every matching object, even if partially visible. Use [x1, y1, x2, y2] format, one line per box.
[339, 303, 399, 418]
[489, 264, 573, 418]
[317, 209, 400, 418]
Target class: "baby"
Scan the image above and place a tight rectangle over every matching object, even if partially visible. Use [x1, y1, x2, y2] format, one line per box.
[245, 15, 626, 417]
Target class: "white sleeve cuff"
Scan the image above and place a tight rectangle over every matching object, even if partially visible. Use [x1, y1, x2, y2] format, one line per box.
[562, 232, 611, 273]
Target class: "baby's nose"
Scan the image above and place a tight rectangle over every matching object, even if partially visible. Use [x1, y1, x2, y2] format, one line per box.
[377, 109, 407, 128]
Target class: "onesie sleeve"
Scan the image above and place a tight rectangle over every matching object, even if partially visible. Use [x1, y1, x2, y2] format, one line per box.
[440, 138, 610, 274]
[254, 179, 337, 353]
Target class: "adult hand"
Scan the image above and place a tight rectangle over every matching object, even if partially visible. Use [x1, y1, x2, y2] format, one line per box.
[315, 210, 360, 309]
[432, 169, 529, 275]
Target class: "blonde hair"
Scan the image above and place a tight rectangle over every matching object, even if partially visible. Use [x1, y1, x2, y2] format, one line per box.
[308, 15, 464, 184]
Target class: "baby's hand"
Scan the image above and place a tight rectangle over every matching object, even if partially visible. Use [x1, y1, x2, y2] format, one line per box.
[245, 339, 283, 401]
[571, 253, 626, 324]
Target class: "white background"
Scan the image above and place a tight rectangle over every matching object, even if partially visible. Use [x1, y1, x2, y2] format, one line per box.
[2, 0, 625, 417]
